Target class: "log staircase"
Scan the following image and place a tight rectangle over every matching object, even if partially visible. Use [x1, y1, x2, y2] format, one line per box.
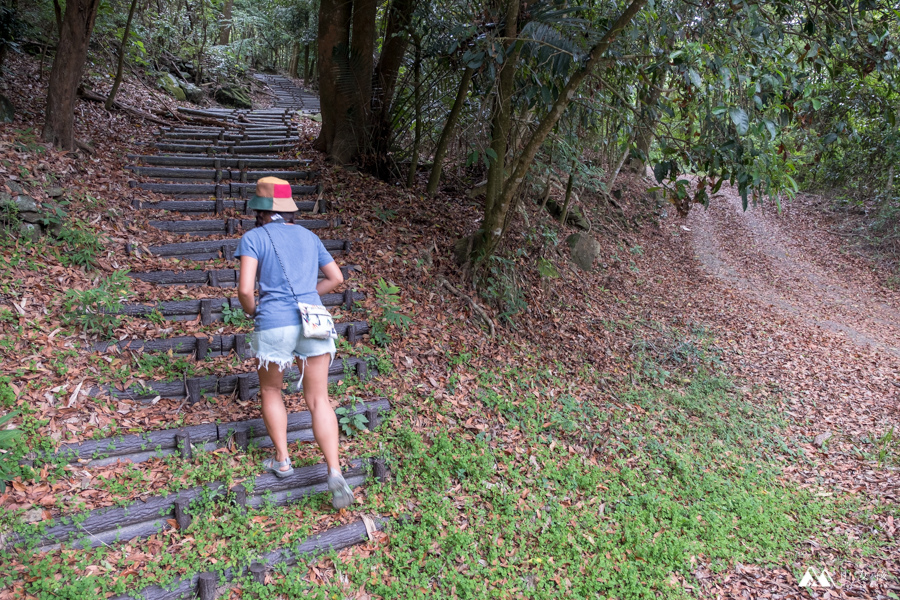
[13, 76, 385, 597]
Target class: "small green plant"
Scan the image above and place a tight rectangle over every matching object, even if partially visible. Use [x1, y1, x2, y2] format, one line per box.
[54, 218, 106, 270]
[62, 270, 132, 336]
[869, 427, 898, 466]
[373, 205, 397, 222]
[334, 401, 369, 436]
[481, 253, 527, 323]
[371, 278, 411, 347]
[221, 302, 252, 327]
[0, 410, 23, 492]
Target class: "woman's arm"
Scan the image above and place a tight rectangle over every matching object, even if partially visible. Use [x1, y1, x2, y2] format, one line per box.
[238, 255, 258, 315]
[316, 261, 344, 296]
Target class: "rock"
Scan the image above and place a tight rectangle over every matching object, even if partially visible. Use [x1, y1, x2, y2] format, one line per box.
[5, 181, 23, 194]
[46, 187, 64, 198]
[180, 81, 205, 104]
[157, 73, 186, 101]
[13, 194, 39, 214]
[18, 222, 40, 242]
[0, 93, 14, 123]
[544, 197, 589, 230]
[813, 431, 832, 448]
[566, 233, 602, 272]
[215, 85, 252, 109]
[23, 508, 44, 523]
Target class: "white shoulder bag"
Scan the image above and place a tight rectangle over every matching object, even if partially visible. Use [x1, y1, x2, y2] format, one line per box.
[261, 224, 337, 340]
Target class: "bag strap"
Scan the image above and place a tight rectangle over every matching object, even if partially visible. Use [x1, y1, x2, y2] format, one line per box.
[260, 223, 300, 304]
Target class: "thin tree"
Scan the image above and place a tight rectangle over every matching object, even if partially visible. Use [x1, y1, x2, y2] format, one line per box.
[106, 0, 140, 110]
[470, 0, 648, 262]
[426, 66, 473, 195]
[42, 0, 103, 150]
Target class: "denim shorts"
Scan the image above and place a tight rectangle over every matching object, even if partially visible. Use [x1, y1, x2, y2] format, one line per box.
[251, 325, 336, 374]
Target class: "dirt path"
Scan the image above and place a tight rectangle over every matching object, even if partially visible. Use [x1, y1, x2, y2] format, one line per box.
[690, 188, 900, 358]
[680, 187, 900, 595]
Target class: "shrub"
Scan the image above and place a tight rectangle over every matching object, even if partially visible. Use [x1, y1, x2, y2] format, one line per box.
[62, 270, 132, 337]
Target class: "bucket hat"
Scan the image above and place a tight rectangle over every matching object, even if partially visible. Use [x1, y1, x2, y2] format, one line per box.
[247, 176, 298, 212]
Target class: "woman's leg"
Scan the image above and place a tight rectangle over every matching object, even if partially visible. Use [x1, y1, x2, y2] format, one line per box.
[258, 360, 291, 471]
[297, 354, 340, 471]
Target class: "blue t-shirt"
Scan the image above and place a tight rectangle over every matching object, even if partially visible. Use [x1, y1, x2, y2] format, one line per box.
[234, 222, 335, 330]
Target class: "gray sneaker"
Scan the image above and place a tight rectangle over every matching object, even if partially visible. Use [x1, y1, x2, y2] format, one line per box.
[327, 472, 355, 510]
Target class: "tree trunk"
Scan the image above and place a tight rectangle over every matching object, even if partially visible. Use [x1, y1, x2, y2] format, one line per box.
[628, 70, 665, 171]
[559, 159, 576, 232]
[314, 0, 352, 154]
[42, 0, 102, 150]
[474, 0, 520, 257]
[218, 0, 233, 45]
[289, 42, 300, 77]
[302, 43, 310, 81]
[470, 0, 647, 262]
[106, 0, 139, 110]
[315, 0, 376, 163]
[427, 66, 473, 196]
[52, 0, 63, 37]
[367, 0, 417, 177]
[406, 38, 421, 188]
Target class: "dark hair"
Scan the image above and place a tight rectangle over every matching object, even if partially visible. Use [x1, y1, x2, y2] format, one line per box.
[254, 210, 296, 228]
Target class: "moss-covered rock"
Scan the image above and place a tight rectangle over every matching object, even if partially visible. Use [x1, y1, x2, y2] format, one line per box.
[180, 81, 205, 104]
[157, 73, 186, 101]
[215, 85, 252, 109]
[0, 94, 14, 123]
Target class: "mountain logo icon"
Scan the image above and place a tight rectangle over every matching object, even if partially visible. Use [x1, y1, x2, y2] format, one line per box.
[799, 567, 837, 588]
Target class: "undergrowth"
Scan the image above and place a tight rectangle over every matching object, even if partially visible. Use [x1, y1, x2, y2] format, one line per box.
[1, 336, 891, 598]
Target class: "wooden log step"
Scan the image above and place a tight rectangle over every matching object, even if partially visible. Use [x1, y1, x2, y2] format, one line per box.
[160, 132, 296, 142]
[92, 320, 369, 356]
[132, 198, 325, 216]
[126, 166, 315, 181]
[9, 458, 377, 552]
[128, 265, 357, 288]
[143, 237, 347, 259]
[127, 155, 310, 167]
[109, 517, 385, 600]
[155, 136, 296, 147]
[153, 143, 293, 154]
[161, 124, 298, 132]
[177, 107, 294, 118]
[147, 217, 337, 236]
[87, 356, 374, 402]
[52, 399, 387, 466]
[115, 290, 364, 322]
[129, 181, 317, 197]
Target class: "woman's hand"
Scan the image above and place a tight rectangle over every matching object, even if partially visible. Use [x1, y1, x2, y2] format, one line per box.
[316, 261, 344, 296]
[238, 255, 258, 316]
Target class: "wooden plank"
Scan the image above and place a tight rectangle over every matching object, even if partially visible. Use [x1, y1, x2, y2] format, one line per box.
[128, 264, 355, 288]
[126, 167, 315, 181]
[107, 519, 382, 600]
[55, 423, 219, 461]
[132, 182, 316, 197]
[135, 199, 317, 214]
[147, 217, 334, 236]
[92, 320, 368, 354]
[127, 156, 309, 168]
[145, 237, 342, 258]
[91, 356, 368, 401]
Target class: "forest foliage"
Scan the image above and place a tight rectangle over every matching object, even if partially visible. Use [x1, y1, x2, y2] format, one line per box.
[2, 0, 899, 267]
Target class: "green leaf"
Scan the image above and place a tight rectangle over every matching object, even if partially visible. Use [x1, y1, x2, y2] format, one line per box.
[688, 69, 702, 89]
[653, 161, 670, 183]
[537, 258, 559, 279]
[764, 120, 778, 141]
[729, 108, 749, 135]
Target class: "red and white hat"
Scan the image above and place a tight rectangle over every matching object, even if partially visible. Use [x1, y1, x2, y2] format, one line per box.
[247, 176, 298, 212]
